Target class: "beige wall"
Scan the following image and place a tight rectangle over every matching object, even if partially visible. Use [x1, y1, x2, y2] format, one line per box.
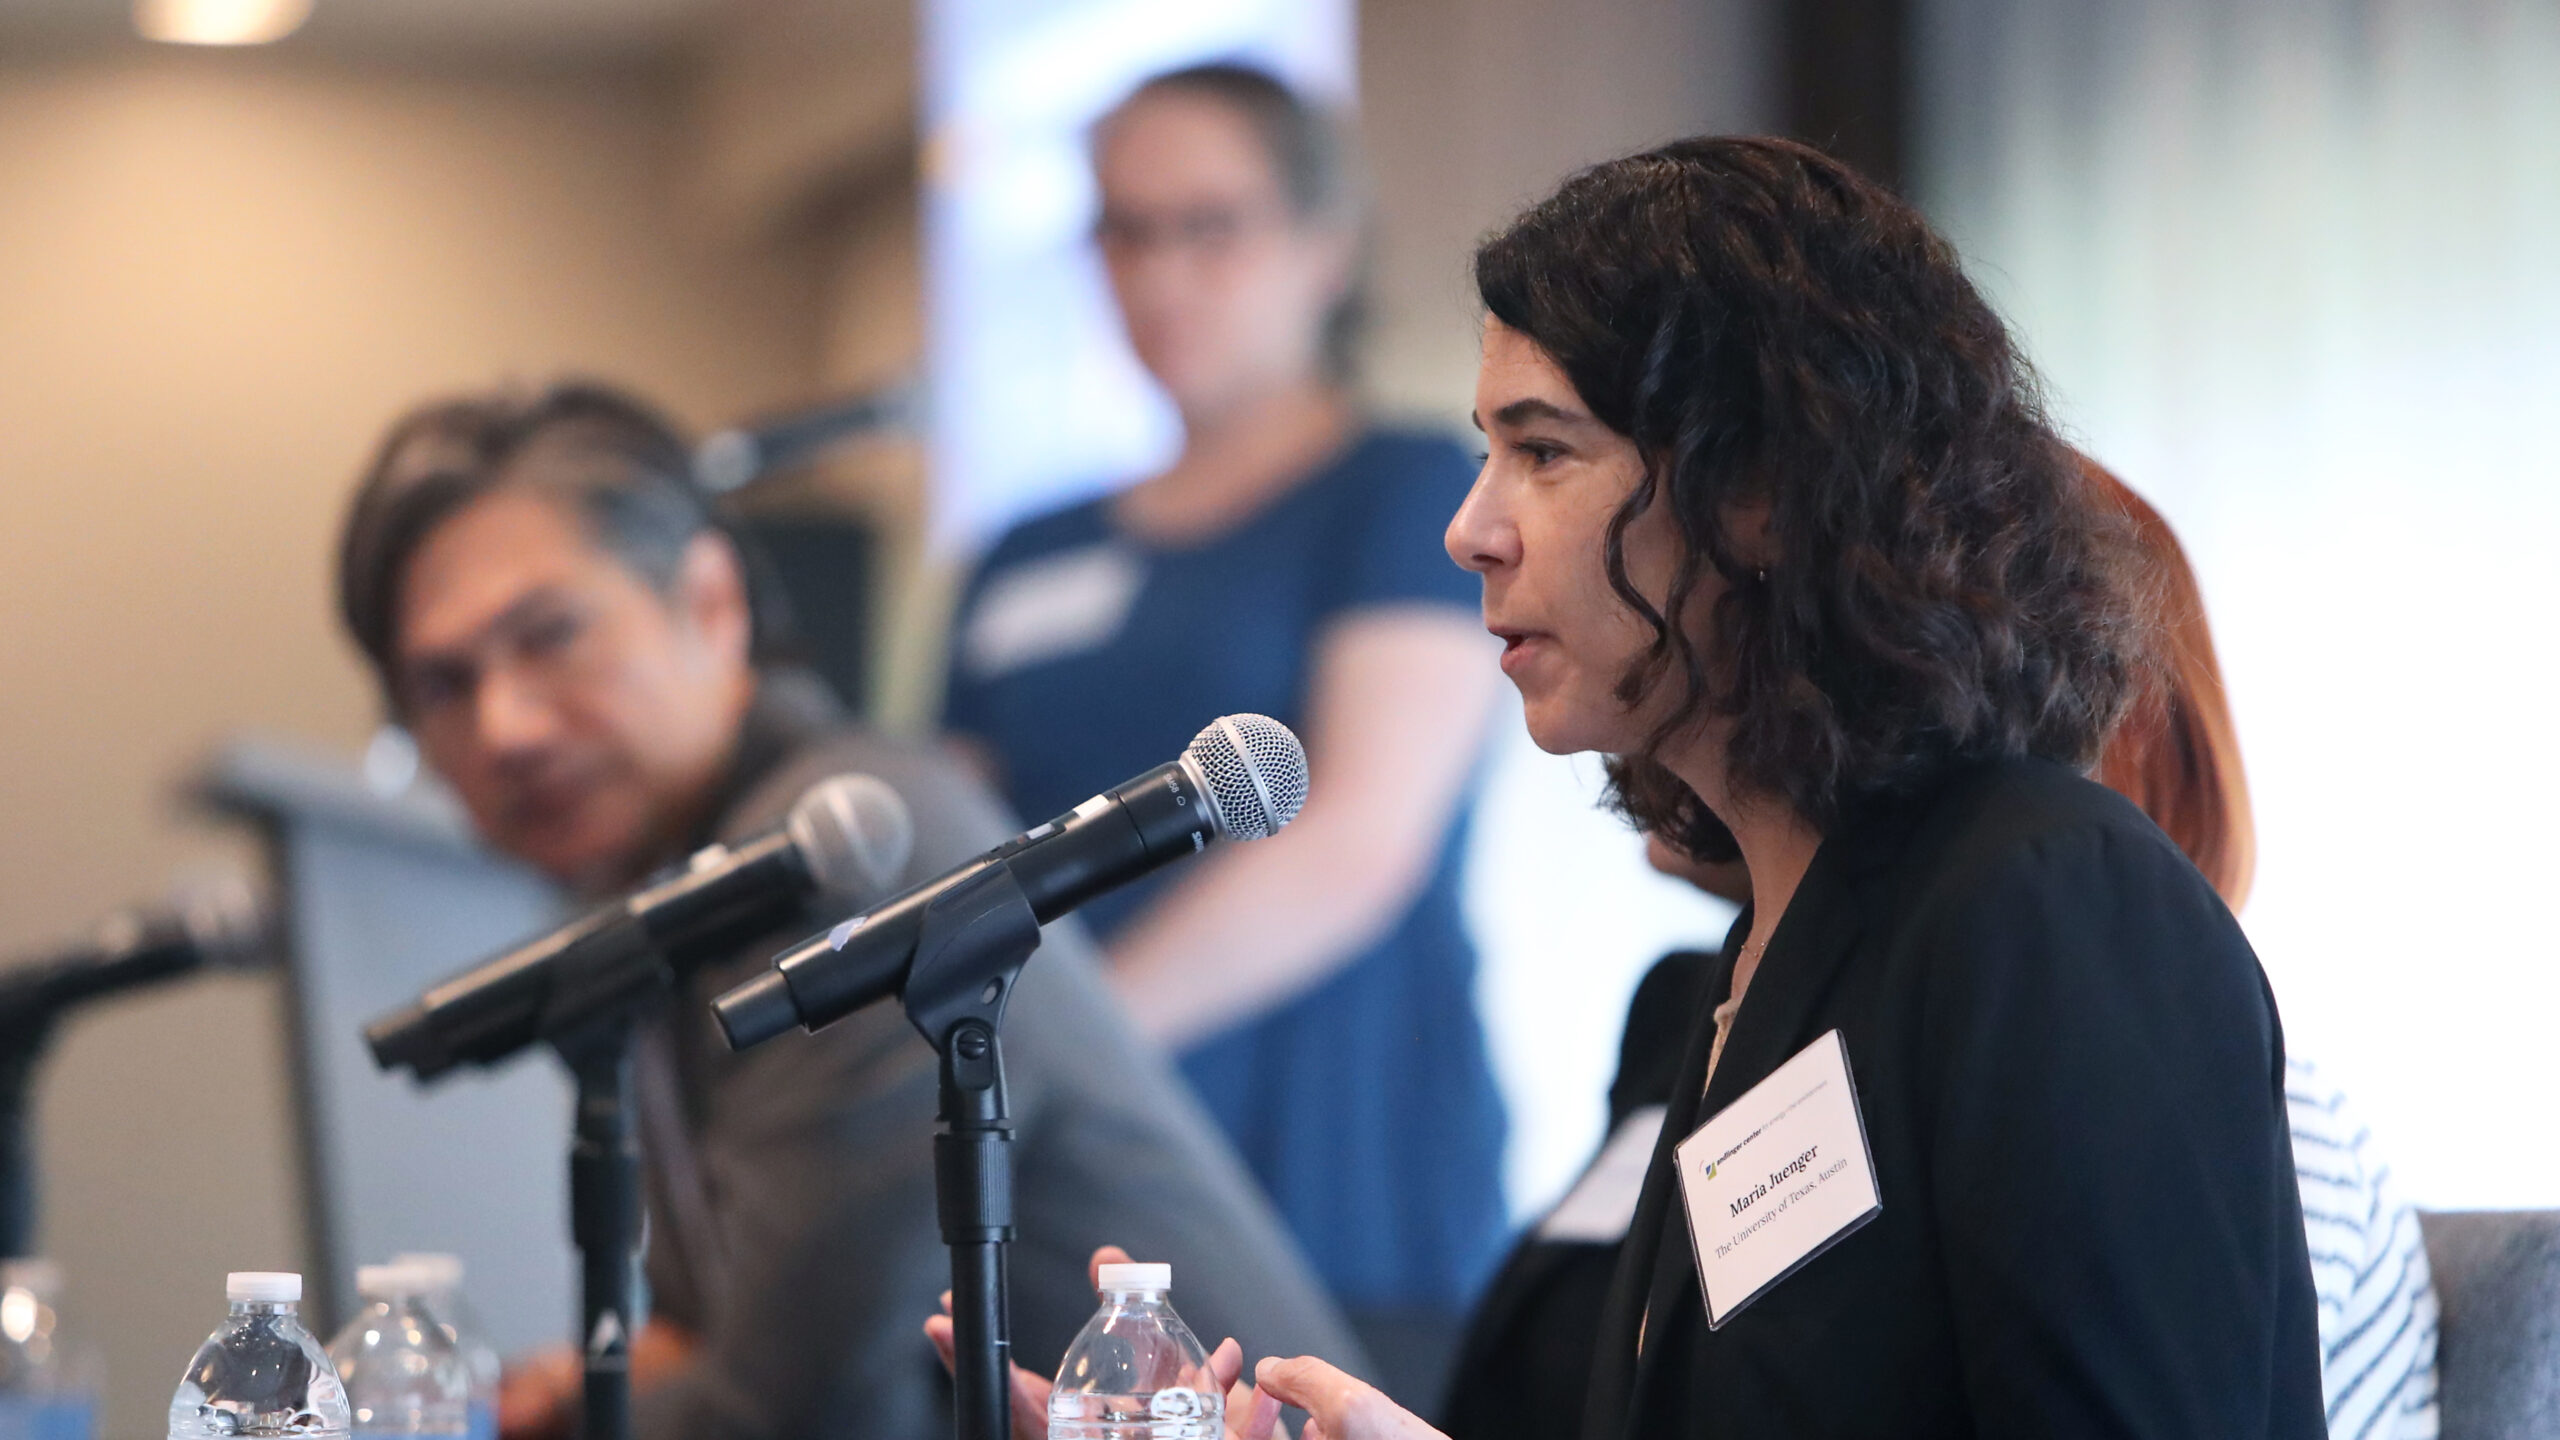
[1360, 0, 1773, 423]
[0, 45, 827, 1434]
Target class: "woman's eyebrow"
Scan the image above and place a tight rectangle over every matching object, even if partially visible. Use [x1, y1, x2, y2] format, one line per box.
[1486, 397, 1591, 429]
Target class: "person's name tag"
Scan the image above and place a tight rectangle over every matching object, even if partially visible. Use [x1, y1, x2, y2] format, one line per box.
[962, 543, 1146, 680]
[1537, 1104, 1666, 1244]
[1675, 1029, 1880, 1328]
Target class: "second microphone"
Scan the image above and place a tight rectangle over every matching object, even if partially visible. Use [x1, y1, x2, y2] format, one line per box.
[712, 713, 1308, 1051]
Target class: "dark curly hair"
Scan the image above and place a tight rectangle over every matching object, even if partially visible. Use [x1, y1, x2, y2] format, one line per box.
[1474, 137, 2146, 860]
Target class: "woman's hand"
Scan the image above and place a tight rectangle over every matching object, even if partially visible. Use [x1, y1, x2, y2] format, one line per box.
[1251, 1356, 1449, 1440]
[923, 1246, 1282, 1440]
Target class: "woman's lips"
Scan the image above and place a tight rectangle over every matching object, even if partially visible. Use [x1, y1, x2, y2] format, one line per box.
[1492, 627, 1544, 675]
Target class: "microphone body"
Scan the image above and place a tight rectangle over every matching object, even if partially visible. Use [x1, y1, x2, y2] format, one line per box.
[0, 882, 265, 1259]
[366, 774, 912, 1081]
[693, 386, 915, 494]
[713, 714, 1308, 1051]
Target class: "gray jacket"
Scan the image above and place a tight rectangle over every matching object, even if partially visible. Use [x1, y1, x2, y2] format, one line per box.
[633, 677, 1364, 1440]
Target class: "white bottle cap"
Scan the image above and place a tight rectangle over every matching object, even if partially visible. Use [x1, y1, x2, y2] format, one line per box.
[1096, 1262, 1171, 1293]
[355, 1264, 432, 1300]
[391, 1252, 464, 1294]
[226, 1272, 301, 1303]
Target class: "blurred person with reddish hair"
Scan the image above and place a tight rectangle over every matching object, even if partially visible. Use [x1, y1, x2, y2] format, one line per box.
[2087, 463, 2439, 1440]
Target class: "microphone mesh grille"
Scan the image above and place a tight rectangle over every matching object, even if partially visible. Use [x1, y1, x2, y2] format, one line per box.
[790, 774, 916, 900]
[1186, 714, 1308, 842]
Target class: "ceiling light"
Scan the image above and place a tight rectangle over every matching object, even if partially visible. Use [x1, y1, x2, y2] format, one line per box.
[134, 0, 313, 46]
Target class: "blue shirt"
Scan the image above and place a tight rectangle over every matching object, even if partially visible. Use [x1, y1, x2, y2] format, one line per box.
[944, 428, 1508, 1313]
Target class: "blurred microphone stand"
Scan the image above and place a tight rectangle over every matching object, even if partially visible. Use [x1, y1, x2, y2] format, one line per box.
[555, 1017, 643, 1440]
[0, 1015, 52, 1262]
[0, 883, 268, 1258]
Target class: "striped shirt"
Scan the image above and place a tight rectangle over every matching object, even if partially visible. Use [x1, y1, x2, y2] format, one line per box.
[2289, 1056, 2440, 1439]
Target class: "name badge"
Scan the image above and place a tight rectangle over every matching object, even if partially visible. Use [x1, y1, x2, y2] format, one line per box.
[961, 543, 1146, 680]
[1675, 1029, 1881, 1328]
[1537, 1104, 1666, 1244]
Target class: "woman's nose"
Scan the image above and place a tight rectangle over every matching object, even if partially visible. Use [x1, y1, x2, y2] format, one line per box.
[1445, 470, 1516, 574]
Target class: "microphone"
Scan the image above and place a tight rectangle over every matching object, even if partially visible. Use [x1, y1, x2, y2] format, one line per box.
[0, 879, 270, 1035]
[711, 714, 1307, 1051]
[692, 385, 917, 495]
[365, 773, 914, 1081]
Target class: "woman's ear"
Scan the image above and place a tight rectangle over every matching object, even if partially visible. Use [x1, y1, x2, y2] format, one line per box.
[674, 531, 753, 666]
[1725, 498, 1779, 574]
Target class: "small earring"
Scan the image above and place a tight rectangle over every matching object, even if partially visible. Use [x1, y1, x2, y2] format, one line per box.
[1756, 567, 1769, 584]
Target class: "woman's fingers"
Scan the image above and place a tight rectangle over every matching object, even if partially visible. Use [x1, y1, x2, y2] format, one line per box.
[1084, 1244, 1134, 1291]
[922, 1314, 1054, 1440]
[1009, 1363, 1051, 1440]
[1206, 1337, 1245, 1393]
[1250, 1356, 1368, 1414]
[1225, 1376, 1282, 1440]
[1252, 1356, 1446, 1440]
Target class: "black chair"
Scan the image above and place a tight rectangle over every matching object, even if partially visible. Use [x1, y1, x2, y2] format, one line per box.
[2418, 1209, 2560, 1438]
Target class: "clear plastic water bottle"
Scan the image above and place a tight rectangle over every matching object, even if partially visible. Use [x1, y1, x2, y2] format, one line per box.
[387, 1257, 494, 1440]
[326, 1265, 466, 1438]
[167, 1272, 350, 1439]
[1048, 1263, 1223, 1440]
[0, 1259, 96, 1440]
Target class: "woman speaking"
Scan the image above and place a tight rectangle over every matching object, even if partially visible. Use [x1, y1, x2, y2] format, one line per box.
[937, 134, 2327, 1439]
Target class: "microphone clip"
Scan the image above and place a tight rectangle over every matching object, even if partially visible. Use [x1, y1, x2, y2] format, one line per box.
[900, 862, 1042, 1059]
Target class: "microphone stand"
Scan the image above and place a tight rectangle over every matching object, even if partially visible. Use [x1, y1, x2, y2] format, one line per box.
[896, 863, 1047, 1440]
[0, 934, 215, 1259]
[370, 851, 852, 1440]
[532, 930, 673, 1440]
[552, 1018, 641, 1440]
[0, 1010, 55, 1259]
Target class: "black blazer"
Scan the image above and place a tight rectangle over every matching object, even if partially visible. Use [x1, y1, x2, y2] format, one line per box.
[1582, 758, 2326, 1439]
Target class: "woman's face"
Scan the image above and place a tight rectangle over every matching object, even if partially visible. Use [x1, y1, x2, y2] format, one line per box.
[1449, 320, 1696, 756]
[1092, 90, 1351, 420]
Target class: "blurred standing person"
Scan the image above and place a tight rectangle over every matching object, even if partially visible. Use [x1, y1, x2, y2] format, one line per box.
[2086, 464, 2440, 1440]
[942, 64, 1507, 1400]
